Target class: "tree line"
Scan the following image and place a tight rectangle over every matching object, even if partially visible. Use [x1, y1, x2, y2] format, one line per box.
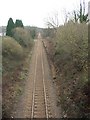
[46, 0, 89, 29]
[42, 0, 89, 117]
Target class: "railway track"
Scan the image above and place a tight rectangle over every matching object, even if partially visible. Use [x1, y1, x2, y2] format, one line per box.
[31, 39, 51, 119]
[11, 37, 60, 118]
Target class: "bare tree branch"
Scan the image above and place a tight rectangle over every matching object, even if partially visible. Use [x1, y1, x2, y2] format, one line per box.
[46, 12, 59, 29]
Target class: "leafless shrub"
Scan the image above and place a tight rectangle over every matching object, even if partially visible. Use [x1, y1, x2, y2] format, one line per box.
[52, 23, 88, 117]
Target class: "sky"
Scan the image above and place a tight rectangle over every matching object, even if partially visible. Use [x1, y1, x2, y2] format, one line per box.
[0, 0, 89, 28]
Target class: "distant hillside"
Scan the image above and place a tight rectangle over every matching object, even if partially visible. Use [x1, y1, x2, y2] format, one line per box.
[0, 26, 45, 36]
[24, 26, 44, 33]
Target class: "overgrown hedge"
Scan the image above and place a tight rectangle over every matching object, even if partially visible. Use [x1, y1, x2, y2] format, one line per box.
[12, 27, 33, 48]
[46, 22, 88, 117]
[55, 23, 88, 117]
[2, 36, 23, 59]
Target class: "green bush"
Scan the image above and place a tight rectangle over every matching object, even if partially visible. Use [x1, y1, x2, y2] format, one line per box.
[15, 19, 24, 28]
[12, 27, 33, 47]
[2, 36, 23, 59]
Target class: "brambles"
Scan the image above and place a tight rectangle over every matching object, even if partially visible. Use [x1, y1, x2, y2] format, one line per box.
[2, 36, 23, 59]
[55, 23, 88, 73]
[55, 23, 88, 117]
[44, 22, 88, 117]
[12, 27, 33, 48]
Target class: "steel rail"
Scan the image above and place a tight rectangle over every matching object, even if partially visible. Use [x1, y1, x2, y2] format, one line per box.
[41, 40, 48, 119]
[31, 40, 38, 119]
[31, 40, 48, 119]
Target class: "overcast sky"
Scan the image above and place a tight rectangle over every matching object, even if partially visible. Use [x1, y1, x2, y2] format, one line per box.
[0, 0, 89, 28]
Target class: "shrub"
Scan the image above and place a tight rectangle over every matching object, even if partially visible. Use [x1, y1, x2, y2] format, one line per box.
[2, 36, 23, 59]
[51, 23, 88, 117]
[15, 19, 24, 28]
[12, 27, 33, 48]
[55, 23, 88, 74]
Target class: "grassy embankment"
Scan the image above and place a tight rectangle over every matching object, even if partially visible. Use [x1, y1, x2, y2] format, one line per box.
[2, 27, 34, 117]
[43, 23, 88, 118]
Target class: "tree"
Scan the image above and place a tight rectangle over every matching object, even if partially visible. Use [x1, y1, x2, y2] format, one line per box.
[46, 12, 59, 29]
[73, 0, 89, 23]
[78, 0, 89, 23]
[6, 18, 15, 37]
[64, 0, 89, 24]
[15, 19, 24, 28]
[73, 10, 78, 23]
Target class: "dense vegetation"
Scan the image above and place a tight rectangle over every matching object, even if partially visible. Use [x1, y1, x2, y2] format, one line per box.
[42, 1, 89, 117]
[12, 27, 32, 47]
[43, 21, 88, 117]
[2, 36, 23, 59]
[43, 3, 89, 117]
[55, 23, 88, 117]
[2, 19, 34, 117]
